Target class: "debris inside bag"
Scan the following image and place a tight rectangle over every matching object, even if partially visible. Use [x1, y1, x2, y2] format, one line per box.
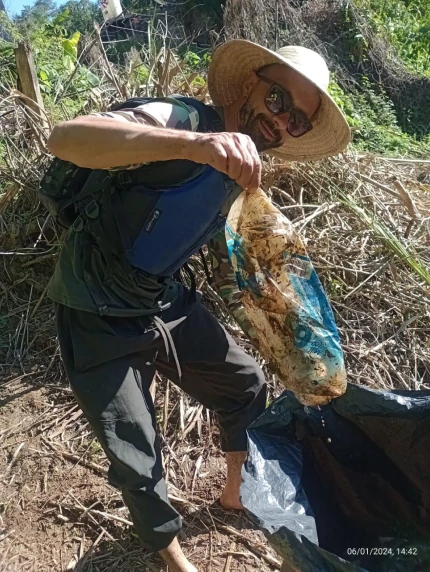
[226, 188, 347, 405]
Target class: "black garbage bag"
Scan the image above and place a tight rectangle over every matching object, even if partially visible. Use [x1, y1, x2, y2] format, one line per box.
[241, 383, 430, 572]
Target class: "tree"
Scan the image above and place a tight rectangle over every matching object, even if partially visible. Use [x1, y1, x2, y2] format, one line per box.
[14, 0, 102, 39]
[0, 0, 12, 41]
[61, 0, 102, 35]
[14, 0, 57, 38]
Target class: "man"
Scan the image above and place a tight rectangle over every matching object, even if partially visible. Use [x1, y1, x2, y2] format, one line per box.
[47, 39, 350, 572]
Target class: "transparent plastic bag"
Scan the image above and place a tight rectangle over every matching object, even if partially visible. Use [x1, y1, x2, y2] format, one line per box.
[226, 189, 347, 405]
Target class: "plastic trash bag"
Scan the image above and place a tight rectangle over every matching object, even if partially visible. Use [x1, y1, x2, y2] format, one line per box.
[241, 383, 430, 572]
[226, 189, 347, 406]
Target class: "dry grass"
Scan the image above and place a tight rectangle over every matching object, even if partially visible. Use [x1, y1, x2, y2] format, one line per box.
[1, 30, 430, 570]
[0, 370, 282, 571]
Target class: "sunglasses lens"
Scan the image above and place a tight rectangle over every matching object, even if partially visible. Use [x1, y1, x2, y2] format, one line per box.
[266, 85, 292, 114]
[288, 111, 312, 138]
[261, 77, 313, 138]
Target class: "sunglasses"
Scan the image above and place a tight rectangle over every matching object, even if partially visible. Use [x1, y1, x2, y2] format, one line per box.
[257, 72, 314, 138]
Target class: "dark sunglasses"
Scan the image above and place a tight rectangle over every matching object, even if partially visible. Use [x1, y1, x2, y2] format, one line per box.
[257, 72, 313, 138]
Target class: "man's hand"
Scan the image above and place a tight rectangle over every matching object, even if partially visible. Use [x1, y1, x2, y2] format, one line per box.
[192, 132, 261, 191]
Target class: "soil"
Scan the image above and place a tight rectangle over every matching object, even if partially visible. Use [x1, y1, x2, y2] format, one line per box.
[0, 373, 281, 572]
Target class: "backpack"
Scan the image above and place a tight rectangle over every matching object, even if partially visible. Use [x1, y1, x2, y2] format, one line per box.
[38, 96, 223, 228]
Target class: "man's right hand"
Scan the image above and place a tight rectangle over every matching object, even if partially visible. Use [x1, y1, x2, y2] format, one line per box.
[191, 132, 262, 192]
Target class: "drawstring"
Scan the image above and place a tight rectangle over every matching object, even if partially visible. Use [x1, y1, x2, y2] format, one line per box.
[152, 315, 182, 380]
[151, 263, 197, 380]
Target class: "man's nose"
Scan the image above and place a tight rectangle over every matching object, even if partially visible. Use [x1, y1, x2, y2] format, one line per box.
[273, 112, 290, 131]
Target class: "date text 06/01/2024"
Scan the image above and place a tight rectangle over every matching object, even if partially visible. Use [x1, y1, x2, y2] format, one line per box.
[346, 548, 418, 556]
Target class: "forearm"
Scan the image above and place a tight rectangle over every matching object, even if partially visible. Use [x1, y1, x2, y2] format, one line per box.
[47, 115, 198, 169]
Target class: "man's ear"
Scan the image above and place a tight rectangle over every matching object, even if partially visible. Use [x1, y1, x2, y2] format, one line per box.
[243, 70, 259, 97]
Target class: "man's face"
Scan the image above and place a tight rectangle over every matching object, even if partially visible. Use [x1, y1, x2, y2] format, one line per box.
[237, 64, 321, 152]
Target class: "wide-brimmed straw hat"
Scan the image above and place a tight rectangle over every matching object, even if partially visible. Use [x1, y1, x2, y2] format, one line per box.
[208, 40, 351, 161]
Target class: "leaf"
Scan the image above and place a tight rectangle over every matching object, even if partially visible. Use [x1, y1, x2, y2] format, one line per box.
[63, 40, 76, 60]
[337, 190, 430, 285]
[52, 8, 70, 27]
[0, 45, 14, 58]
[62, 54, 75, 73]
[192, 75, 205, 87]
[62, 32, 81, 61]
[68, 31, 81, 49]
[39, 69, 49, 82]
[85, 70, 100, 87]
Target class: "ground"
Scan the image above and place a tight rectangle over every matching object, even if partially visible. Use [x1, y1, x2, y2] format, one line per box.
[1, 147, 429, 572]
[0, 370, 282, 572]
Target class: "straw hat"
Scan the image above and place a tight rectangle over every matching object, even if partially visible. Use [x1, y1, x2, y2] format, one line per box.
[208, 40, 351, 161]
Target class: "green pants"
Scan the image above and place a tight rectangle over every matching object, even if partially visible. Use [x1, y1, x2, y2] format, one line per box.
[55, 286, 267, 552]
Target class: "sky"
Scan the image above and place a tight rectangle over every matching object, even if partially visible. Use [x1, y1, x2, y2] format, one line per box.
[5, 0, 79, 17]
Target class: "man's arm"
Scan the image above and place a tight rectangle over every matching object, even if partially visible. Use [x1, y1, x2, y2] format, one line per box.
[47, 115, 197, 169]
[207, 231, 260, 351]
[47, 112, 261, 190]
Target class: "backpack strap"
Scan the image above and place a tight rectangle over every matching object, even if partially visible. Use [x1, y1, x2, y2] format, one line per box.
[62, 169, 111, 218]
[111, 95, 199, 130]
[199, 247, 213, 285]
[173, 96, 224, 133]
[111, 95, 222, 134]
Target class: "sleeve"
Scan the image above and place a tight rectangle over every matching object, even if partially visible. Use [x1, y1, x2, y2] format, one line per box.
[93, 99, 199, 170]
[207, 230, 260, 351]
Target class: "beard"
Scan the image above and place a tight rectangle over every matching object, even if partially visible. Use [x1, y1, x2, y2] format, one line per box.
[238, 98, 283, 152]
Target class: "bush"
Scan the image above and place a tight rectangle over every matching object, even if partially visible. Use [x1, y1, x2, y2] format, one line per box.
[329, 74, 430, 157]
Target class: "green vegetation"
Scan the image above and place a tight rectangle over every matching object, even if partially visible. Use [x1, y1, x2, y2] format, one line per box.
[14, 0, 101, 37]
[356, 0, 430, 77]
[329, 76, 430, 157]
[1, 0, 430, 157]
[1, 2, 103, 123]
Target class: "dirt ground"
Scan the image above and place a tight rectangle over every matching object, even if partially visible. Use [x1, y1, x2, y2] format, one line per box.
[0, 371, 282, 572]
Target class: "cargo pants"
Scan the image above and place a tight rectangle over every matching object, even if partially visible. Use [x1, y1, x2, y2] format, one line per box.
[55, 285, 267, 552]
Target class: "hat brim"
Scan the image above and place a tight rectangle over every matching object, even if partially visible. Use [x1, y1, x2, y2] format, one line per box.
[208, 40, 351, 161]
